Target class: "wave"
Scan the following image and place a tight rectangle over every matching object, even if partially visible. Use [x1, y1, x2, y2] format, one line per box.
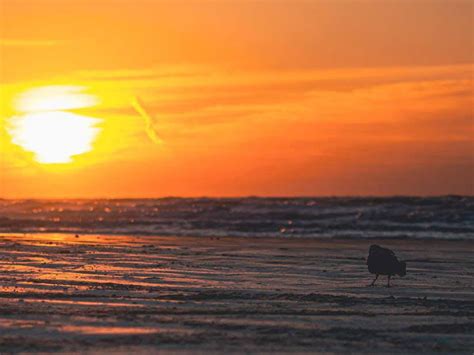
[0, 196, 473, 240]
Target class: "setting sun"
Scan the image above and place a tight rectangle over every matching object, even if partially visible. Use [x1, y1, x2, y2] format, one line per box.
[7, 86, 102, 164]
[8, 111, 100, 164]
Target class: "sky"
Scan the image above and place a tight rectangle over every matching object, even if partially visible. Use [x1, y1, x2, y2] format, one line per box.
[0, 0, 473, 198]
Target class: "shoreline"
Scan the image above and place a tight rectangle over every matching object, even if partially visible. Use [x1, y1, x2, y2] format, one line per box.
[2, 231, 473, 243]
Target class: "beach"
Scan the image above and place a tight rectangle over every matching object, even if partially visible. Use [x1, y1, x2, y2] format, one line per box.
[0, 233, 472, 353]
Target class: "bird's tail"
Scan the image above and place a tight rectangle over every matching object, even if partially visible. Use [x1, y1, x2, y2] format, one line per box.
[397, 261, 407, 277]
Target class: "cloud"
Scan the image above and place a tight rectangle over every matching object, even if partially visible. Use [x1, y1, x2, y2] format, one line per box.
[0, 39, 64, 47]
[76, 67, 207, 82]
[131, 97, 163, 144]
[64, 63, 472, 143]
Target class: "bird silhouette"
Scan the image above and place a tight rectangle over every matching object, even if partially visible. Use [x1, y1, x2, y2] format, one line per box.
[367, 244, 406, 287]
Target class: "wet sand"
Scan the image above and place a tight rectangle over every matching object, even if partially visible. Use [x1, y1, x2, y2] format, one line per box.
[0, 233, 473, 353]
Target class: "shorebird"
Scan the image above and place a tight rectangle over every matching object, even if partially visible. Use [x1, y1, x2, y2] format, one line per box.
[367, 244, 406, 287]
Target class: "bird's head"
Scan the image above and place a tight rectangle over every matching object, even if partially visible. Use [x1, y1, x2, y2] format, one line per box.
[369, 244, 381, 255]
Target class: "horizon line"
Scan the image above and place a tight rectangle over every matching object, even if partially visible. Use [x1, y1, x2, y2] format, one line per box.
[0, 194, 472, 201]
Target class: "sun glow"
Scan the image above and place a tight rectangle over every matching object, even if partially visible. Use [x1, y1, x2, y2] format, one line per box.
[14, 86, 100, 112]
[7, 86, 102, 164]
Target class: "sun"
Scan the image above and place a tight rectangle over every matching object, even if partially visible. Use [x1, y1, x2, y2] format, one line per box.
[8, 111, 100, 164]
[7, 86, 102, 164]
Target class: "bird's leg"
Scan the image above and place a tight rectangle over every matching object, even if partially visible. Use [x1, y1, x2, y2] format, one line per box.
[370, 274, 378, 286]
[386, 275, 391, 288]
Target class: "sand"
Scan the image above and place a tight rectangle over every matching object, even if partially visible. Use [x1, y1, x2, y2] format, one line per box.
[0, 233, 473, 353]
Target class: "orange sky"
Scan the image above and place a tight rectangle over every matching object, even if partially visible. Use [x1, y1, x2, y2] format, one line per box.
[0, 0, 473, 198]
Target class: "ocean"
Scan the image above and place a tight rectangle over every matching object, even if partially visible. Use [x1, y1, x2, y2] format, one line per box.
[0, 196, 473, 240]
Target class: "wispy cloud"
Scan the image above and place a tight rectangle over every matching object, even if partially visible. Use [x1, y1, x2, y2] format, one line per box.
[76, 66, 206, 82]
[0, 39, 65, 48]
[131, 97, 163, 144]
[68, 63, 472, 145]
